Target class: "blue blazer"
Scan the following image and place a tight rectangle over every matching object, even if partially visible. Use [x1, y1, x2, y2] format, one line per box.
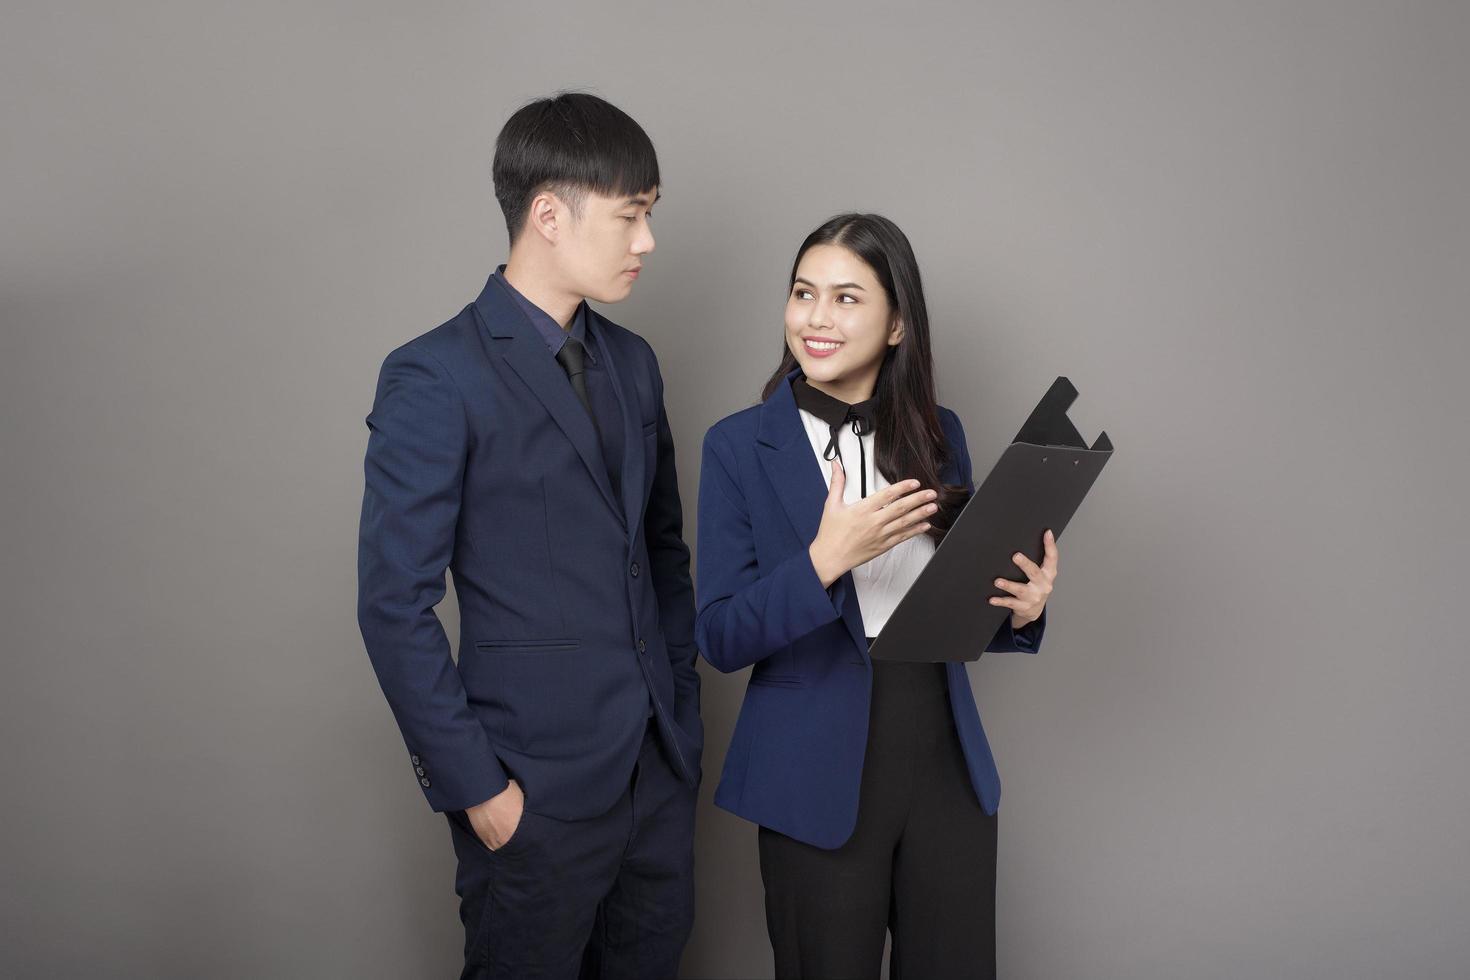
[357, 273, 702, 821]
[695, 370, 1044, 849]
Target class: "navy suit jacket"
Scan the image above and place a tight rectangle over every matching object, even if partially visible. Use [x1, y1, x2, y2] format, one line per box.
[695, 370, 1044, 849]
[357, 272, 702, 820]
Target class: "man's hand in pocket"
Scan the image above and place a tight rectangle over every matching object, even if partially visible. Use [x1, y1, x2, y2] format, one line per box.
[466, 779, 524, 850]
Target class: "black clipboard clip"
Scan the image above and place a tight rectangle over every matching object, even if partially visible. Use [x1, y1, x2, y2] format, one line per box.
[1014, 376, 1112, 452]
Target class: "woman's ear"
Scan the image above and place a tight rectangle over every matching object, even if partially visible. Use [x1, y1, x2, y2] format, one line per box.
[888, 315, 906, 347]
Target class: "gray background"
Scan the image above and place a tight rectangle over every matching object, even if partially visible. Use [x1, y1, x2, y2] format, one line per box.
[3, 1, 1467, 977]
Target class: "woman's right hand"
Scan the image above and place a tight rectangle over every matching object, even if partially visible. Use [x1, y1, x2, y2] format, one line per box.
[808, 457, 938, 588]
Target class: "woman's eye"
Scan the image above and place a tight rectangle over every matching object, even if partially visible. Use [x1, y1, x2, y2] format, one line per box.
[838, 294, 857, 304]
[622, 215, 637, 222]
[794, 289, 813, 300]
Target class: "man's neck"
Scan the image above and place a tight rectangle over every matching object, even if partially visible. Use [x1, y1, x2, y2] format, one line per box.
[502, 256, 582, 330]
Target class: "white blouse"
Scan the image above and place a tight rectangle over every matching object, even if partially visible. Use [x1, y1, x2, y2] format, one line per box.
[797, 406, 935, 638]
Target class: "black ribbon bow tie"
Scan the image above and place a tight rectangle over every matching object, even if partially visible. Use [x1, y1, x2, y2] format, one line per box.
[792, 377, 879, 498]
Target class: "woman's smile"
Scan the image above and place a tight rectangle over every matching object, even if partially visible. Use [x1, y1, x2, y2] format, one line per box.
[803, 337, 845, 358]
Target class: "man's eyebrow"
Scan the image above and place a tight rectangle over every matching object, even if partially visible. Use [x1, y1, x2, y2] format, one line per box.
[624, 191, 661, 207]
[793, 277, 866, 291]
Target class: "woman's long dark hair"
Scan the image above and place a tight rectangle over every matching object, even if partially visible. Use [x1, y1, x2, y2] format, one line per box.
[761, 213, 968, 543]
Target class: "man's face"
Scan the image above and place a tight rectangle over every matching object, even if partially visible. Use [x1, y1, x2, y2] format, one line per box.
[558, 187, 658, 303]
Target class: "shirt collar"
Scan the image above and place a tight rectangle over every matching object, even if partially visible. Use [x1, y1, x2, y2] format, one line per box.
[493, 265, 595, 362]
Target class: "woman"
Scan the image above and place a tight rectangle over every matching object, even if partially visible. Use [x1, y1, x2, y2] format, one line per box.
[695, 213, 1059, 979]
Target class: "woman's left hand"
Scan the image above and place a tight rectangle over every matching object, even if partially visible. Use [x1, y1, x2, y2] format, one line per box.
[990, 529, 1058, 629]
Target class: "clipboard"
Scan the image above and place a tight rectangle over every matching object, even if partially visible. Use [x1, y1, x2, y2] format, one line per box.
[866, 377, 1113, 663]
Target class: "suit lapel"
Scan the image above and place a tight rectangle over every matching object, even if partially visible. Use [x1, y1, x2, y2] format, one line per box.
[472, 274, 623, 526]
[756, 370, 869, 657]
[587, 310, 646, 537]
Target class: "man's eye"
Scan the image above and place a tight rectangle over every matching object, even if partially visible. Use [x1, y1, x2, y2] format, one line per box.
[622, 215, 637, 222]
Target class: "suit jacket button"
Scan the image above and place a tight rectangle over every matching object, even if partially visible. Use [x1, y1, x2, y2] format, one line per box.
[415, 767, 426, 776]
[630, 562, 640, 577]
[410, 755, 421, 766]
[637, 639, 647, 653]
[419, 777, 431, 788]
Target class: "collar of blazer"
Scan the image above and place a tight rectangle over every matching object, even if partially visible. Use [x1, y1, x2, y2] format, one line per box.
[470, 271, 646, 536]
[756, 368, 869, 658]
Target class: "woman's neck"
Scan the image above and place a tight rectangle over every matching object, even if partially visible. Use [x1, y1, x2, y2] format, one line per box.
[803, 366, 879, 406]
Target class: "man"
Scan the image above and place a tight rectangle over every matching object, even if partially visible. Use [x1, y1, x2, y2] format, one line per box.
[357, 92, 701, 979]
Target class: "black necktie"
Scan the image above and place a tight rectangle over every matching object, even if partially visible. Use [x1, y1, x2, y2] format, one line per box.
[792, 377, 879, 498]
[555, 337, 601, 441]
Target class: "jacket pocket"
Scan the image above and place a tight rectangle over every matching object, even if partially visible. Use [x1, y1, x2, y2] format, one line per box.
[748, 673, 804, 688]
[474, 639, 580, 652]
[462, 645, 601, 752]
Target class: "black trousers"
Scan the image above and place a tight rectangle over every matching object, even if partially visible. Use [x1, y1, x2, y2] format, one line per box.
[758, 655, 999, 980]
[444, 721, 696, 980]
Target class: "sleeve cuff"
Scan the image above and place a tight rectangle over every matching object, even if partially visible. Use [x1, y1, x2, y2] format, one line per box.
[418, 748, 510, 813]
[804, 551, 847, 618]
[986, 605, 1046, 654]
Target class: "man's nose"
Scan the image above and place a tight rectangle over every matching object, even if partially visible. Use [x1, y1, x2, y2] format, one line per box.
[634, 224, 655, 256]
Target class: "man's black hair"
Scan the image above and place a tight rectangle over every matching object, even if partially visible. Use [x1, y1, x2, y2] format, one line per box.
[492, 91, 660, 244]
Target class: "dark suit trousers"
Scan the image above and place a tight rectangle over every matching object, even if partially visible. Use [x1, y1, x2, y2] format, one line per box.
[445, 722, 696, 980]
[758, 656, 999, 980]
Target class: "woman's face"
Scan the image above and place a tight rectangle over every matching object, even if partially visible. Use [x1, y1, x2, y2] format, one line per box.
[784, 244, 904, 403]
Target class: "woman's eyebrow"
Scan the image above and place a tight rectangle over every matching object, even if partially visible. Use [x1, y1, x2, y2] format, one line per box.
[793, 277, 866, 291]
